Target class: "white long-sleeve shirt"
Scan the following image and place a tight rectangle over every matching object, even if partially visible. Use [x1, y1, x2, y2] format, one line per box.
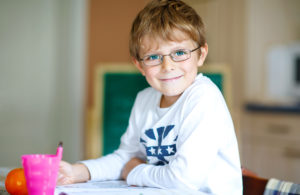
[82, 74, 243, 194]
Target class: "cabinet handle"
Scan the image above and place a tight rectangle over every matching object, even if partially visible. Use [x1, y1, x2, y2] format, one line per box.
[267, 124, 290, 135]
[283, 147, 300, 159]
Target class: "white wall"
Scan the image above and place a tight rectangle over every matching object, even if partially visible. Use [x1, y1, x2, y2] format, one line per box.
[0, 0, 87, 166]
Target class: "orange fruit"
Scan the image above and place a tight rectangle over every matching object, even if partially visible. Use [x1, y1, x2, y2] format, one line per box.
[5, 168, 28, 195]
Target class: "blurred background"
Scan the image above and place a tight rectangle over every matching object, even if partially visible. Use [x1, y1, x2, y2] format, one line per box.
[0, 0, 299, 183]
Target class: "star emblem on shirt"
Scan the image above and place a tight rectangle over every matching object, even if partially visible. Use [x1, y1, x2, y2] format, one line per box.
[166, 146, 174, 154]
[142, 125, 177, 165]
[157, 147, 162, 155]
[149, 147, 156, 155]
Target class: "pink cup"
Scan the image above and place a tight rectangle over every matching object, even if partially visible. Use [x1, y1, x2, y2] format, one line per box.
[21, 145, 63, 195]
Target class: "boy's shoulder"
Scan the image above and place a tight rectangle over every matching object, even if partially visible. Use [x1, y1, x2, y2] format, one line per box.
[188, 73, 221, 96]
[138, 86, 156, 96]
[135, 86, 159, 101]
[181, 74, 226, 108]
[132, 86, 161, 110]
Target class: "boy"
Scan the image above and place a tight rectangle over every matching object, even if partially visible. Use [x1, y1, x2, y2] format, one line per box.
[58, 0, 243, 194]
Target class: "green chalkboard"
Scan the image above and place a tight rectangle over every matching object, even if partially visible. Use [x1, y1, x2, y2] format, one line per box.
[102, 73, 149, 155]
[101, 72, 224, 155]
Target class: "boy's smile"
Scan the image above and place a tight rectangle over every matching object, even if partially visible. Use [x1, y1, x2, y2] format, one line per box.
[160, 75, 183, 82]
[133, 30, 208, 108]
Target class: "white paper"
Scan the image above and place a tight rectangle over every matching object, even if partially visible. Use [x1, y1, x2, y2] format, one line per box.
[54, 180, 208, 195]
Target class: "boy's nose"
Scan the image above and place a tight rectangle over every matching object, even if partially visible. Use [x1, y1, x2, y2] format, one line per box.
[161, 56, 175, 72]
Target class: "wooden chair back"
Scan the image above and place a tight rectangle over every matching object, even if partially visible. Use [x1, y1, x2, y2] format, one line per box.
[242, 167, 268, 195]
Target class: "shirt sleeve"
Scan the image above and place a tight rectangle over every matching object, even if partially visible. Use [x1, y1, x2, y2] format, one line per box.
[80, 96, 144, 181]
[126, 85, 241, 192]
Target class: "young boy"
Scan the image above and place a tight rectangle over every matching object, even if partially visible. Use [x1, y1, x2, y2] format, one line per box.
[58, 0, 243, 194]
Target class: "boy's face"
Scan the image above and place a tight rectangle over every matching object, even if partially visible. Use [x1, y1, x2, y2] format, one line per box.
[133, 30, 208, 106]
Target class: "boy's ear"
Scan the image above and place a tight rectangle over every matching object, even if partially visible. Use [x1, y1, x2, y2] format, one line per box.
[197, 43, 208, 67]
[132, 57, 146, 76]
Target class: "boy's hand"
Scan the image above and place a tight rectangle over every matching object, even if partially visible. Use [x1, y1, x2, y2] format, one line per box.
[121, 157, 145, 180]
[57, 160, 90, 185]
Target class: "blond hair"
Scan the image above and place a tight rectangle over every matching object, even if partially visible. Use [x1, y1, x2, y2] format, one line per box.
[129, 0, 206, 60]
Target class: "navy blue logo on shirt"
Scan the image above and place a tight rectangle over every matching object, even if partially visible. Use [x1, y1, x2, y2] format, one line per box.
[140, 125, 177, 165]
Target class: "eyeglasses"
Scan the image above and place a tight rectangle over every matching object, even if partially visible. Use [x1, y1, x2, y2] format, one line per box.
[139, 46, 201, 66]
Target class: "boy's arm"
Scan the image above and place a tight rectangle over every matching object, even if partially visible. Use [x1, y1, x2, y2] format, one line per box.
[121, 157, 145, 180]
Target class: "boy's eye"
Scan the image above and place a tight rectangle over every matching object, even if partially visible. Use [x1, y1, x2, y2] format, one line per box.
[174, 50, 187, 56]
[145, 54, 160, 61]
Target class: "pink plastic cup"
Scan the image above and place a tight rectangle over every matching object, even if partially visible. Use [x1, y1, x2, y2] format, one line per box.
[21, 144, 63, 195]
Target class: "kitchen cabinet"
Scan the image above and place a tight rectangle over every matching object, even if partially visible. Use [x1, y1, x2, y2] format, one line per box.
[241, 111, 300, 183]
